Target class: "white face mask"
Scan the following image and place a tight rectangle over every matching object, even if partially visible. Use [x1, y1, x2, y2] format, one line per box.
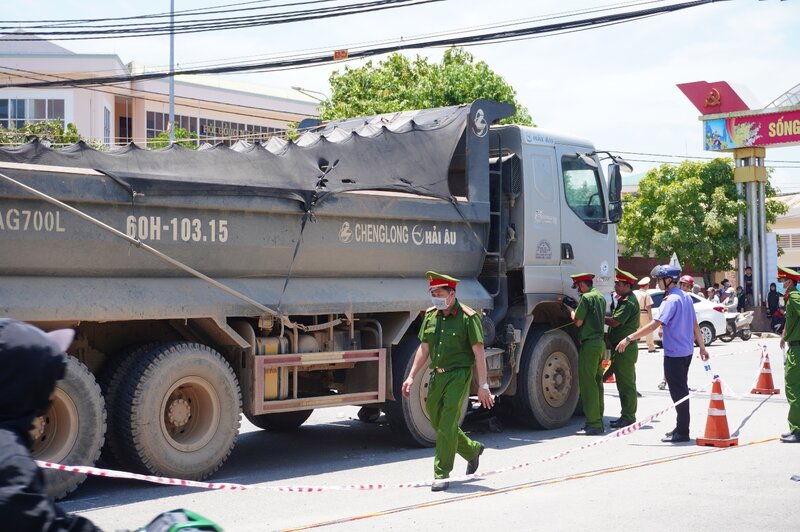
[431, 296, 449, 310]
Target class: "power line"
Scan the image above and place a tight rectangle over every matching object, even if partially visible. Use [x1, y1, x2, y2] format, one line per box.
[0, 0, 440, 40]
[1, 0, 721, 89]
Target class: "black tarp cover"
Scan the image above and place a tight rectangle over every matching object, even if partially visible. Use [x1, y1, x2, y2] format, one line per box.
[0, 100, 513, 210]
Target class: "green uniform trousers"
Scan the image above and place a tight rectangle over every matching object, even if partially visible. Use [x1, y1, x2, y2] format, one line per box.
[787, 347, 800, 433]
[613, 343, 638, 423]
[426, 367, 481, 479]
[579, 339, 605, 429]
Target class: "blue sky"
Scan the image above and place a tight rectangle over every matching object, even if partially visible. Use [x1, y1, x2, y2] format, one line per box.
[3, 0, 800, 191]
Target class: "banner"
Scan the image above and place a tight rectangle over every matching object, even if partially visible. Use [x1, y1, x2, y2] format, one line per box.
[704, 108, 800, 151]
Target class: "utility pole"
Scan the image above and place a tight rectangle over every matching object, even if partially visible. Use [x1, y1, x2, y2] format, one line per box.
[168, 0, 175, 144]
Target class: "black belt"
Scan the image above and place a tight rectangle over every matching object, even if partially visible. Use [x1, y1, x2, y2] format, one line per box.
[582, 336, 603, 342]
[788, 341, 800, 347]
[433, 367, 469, 373]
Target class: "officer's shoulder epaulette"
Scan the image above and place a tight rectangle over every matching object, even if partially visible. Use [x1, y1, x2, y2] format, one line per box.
[460, 303, 477, 317]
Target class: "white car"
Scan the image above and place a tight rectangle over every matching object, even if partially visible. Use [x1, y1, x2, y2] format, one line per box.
[648, 289, 727, 346]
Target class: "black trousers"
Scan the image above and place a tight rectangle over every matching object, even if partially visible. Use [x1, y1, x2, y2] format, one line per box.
[664, 355, 693, 435]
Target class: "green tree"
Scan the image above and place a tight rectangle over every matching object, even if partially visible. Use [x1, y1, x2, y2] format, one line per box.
[148, 127, 199, 150]
[319, 47, 533, 125]
[618, 159, 787, 285]
[0, 120, 81, 146]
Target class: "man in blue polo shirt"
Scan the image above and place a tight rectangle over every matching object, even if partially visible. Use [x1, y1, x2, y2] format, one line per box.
[615, 264, 709, 443]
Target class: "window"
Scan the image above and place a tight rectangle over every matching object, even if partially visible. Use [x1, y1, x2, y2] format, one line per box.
[103, 107, 111, 146]
[561, 155, 605, 223]
[0, 98, 66, 129]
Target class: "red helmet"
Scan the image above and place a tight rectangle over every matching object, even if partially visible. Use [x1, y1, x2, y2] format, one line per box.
[679, 275, 694, 285]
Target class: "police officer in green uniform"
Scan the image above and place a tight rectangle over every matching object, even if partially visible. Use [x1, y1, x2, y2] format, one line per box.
[605, 268, 640, 428]
[402, 272, 495, 491]
[777, 266, 800, 443]
[568, 273, 607, 435]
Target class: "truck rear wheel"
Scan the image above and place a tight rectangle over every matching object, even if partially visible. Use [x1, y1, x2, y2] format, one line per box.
[384, 335, 467, 447]
[115, 343, 241, 479]
[31, 356, 106, 499]
[513, 328, 579, 429]
[244, 410, 313, 431]
[97, 344, 156, 467]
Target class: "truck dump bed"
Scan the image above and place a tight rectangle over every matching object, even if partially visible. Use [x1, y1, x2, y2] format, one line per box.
[0, 100, 513, 320]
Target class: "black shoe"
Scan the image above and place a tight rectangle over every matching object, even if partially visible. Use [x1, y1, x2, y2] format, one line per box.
[431, 479, 450, 491]
[781, 431, 795, 438]
[780, 433, 800, 443]
[576, 426, 605, 436]
[466, 443, 485, 475]
[610, 418, 634, 429]
[661, 432, 690, 443]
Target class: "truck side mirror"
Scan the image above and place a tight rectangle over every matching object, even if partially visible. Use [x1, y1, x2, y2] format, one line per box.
[607, 163, 623, 224]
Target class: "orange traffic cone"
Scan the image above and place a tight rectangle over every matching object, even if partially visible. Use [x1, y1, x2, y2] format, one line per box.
[751, 352, 780, 395]
[602, 359, 616, 383]
[696, 379, 738, 448]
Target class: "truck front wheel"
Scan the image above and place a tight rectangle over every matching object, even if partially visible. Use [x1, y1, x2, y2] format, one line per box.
[31, 356, 106, 499]
[115, 343, 241, 479]
[513, 328, 579, 429]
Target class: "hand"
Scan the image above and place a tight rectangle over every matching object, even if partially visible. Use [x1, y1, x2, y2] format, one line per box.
[615, 338, 629, 353]
[699, 347, 709, 361]
[477, 388, 495, 409]
[780, 337, 786, 349]
[401, 376, 414, 398]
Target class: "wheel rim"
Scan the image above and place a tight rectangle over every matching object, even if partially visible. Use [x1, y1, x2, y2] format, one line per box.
[701, 326, 713, 345]
[160, 376, 221, 452]
[542, 351, 572, 408]
[30, 388, 79, 463]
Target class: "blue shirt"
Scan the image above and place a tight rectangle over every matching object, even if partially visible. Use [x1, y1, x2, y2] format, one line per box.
[657, 287, 696, 357]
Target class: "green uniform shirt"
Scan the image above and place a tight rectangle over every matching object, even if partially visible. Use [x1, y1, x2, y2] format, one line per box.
[419, 299, 484, 369]
[784, 288, 800, 343]
[574, 287, 606, 341]
[607, 292, 640, 345]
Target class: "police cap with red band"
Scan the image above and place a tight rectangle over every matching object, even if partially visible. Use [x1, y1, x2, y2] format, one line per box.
[426, 271, 459, 291]
[614, 267, 637, 285]
[570, 272, 595, 288]
[777, 265, 800, 283]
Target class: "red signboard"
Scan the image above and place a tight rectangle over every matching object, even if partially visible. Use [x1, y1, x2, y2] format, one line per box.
[704, 108, 800, 151]
[333, 49, 349, 60]
[677, 80, 750, 115]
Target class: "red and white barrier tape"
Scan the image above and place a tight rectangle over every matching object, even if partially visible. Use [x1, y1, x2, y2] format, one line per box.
[36, 381, 713, 492]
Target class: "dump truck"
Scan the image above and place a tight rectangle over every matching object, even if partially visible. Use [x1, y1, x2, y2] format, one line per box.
[0, 100, 624, 498]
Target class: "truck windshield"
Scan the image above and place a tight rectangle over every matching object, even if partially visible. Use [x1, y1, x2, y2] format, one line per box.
[561, 155, 605, 224]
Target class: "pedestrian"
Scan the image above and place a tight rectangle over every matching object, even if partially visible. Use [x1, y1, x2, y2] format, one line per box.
[605, 268, 640, 428]
[566, 273, 607, 435]
[615, 264, 709, 443]
[707, 287, 720, 304]
[744, 266, 754, 307]
[679, 275, 694, 293]
[719, 278, 731, 302]
[736, 285, 746, 312]
[402, 271, 493, 491]
[767, 282, 782, 316]
[777, 266, 800, 443]
[634, 277, 656, 353]
[0, 319, 100, 531]
[723, 285, 739, 312]
[692, 284, 704, 297]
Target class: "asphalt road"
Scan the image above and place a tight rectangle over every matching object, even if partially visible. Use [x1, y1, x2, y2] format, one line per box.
[62, 335, 799, 531]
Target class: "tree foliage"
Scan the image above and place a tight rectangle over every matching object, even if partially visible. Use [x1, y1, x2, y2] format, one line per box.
[148, 127, 199, 150]
[0, 120, 81, 146]
[618, 159, 787, 281]
[320, 47, 533, 125]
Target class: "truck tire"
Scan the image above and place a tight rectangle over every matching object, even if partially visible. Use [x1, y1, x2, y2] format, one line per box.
[383, 335, 468, 448]
[513, 328, 579, 429]
[31, 356, 106, 500]
[96, 344, 156, 467]
[244, 410, 313, 431]
[115, 343, 241, 479]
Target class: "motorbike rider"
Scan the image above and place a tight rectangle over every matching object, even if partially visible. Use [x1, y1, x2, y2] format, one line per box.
[679, 275, 694, 293]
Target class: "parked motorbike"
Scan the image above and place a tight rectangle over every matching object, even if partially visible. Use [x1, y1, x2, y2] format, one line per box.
[771, 308, 786, 334]
[719, 311, 754, 342]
